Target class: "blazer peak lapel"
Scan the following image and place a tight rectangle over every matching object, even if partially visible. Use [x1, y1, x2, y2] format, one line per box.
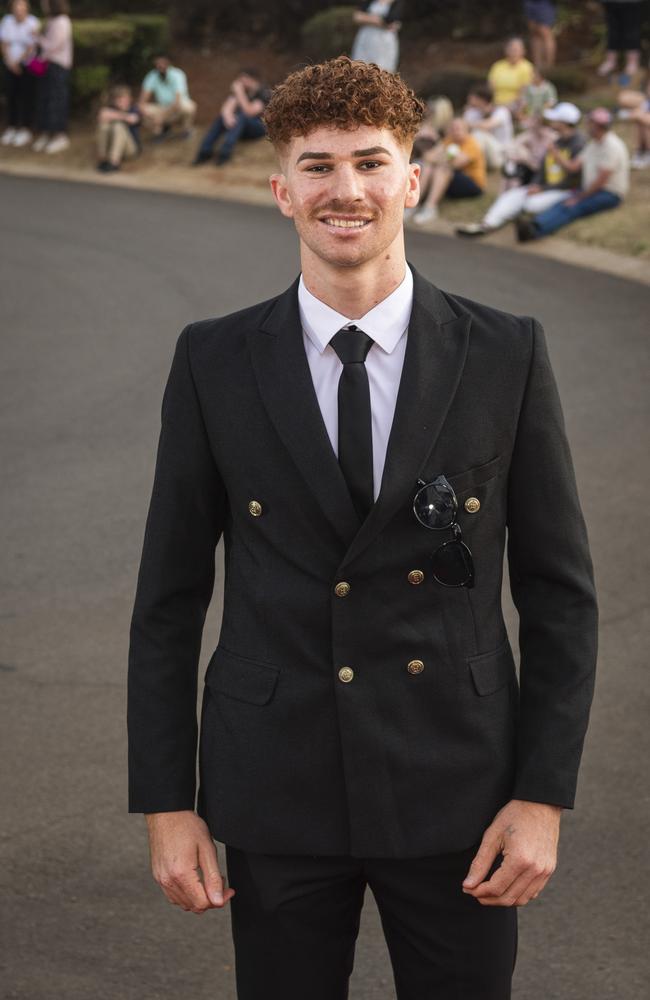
[249, 280, 361, 547]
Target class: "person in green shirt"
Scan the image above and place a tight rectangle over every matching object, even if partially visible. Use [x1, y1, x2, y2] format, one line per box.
[139, 54, 197, 140]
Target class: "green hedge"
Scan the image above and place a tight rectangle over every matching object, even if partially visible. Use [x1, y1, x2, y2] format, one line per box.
[301, 6, 357, 63]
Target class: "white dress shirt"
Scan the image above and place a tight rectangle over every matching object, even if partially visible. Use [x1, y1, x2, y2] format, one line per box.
[298, 266, 413, 501]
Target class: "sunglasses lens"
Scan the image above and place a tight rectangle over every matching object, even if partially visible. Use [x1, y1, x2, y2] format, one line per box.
[431, 540, 474, 588]
[413, 475, 457, 529]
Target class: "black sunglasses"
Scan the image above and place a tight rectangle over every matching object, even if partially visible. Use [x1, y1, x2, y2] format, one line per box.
[413, 475, 475, 588]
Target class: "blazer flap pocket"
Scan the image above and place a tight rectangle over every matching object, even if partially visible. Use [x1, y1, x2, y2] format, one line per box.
[447, 455, 502, 496]
[468, 640, 516, 696]
[205, 646, 280, 705]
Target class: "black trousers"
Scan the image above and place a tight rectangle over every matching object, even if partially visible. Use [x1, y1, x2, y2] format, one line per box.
[602, 1, 642, 50]
[225, 843, 518, 1000]
[36, 63, 70, 133]
[4, 66, 36, 129]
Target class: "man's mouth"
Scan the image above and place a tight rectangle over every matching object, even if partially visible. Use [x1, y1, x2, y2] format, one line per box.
[319, 216, 372, 229]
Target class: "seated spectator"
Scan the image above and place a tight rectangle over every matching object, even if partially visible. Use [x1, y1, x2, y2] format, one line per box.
[192, 69, 271, 166]
[488, 37, 534, 108]
[96, 84, 141, 173]
[618, 77, 650, 168]
[463, 82, 514, 170]
[501, 113, 557, 189]
[516, 107, 629, 241]
[457, 102, 584, 237]
[523, 1, 557, 70]
[0, 0, 40, 147]
[516, 64, 558, 123]
[139, 54, 196, 140]
[413, 117, 486, 225]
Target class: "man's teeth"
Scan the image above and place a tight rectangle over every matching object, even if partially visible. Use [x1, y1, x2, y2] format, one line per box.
[324, 218, 369, 228]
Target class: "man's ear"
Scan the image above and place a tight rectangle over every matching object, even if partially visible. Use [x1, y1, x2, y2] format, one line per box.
[405, 161, 421, 209]
[269, 172, 294, 219]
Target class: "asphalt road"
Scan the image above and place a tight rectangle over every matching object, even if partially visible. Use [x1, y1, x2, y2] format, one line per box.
[1, 174, 648, 1000]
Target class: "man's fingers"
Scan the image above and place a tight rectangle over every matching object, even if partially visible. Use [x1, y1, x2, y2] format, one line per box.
[462, 829, 501, 889]
[475, 866, 537, 906]
[467, 852, 529, 898]
[514, 871, 549, 906]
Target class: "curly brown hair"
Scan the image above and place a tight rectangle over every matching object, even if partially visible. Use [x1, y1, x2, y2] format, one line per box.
[263, 56, 425, 150]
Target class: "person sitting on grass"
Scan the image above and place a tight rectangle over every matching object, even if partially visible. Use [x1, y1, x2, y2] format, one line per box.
[139, 54, 196, 141]
[96, 84, 141, 173]
[456, 102, 584, 238]
[192, 68, 271, 166]
[412, 116, 486, 225]
[463, 82, 513, 170]
[516, 64, 558, 123]
[516, 107, 629, 241]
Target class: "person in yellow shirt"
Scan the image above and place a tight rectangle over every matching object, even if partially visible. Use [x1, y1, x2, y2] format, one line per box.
[412, 117, 486, 224]
[488, 37, 534, 107]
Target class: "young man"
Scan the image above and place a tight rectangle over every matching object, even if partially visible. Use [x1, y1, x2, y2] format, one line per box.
[516, 106, 629, 241]
[138, 54, 196, 140]
[128, 57, 597, 1000]
[191, 68, 270, 167]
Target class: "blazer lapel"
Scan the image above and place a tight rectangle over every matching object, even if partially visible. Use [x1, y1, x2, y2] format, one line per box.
[249, 278, 362, 547]
[339, 267, 471, 572]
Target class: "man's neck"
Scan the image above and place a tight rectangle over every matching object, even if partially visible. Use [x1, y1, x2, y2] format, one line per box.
[300, 251, 407, 320]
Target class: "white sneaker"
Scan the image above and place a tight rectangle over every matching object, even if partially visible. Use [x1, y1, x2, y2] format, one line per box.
[44, 134, 70, 154]
[12, 128, 33, 147]
[1, 127, 17, 145]
[413, 205, 439, 225]
[630, 151, 650, 169]
[32, 134, 49, 152]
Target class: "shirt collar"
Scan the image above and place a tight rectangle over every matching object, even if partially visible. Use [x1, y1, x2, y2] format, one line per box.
[298, 265, 413, 356]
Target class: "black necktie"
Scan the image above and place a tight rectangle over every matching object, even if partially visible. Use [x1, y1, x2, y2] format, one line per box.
[329, 325, 374, 520]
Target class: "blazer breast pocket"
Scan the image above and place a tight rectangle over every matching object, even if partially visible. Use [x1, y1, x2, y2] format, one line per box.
[204, 646, 280, 706]
[446, 455, 503, 498]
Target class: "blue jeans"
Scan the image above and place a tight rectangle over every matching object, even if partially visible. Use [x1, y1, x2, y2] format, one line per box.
[198, 111, 266, 161]
[533, 189, 621, 236]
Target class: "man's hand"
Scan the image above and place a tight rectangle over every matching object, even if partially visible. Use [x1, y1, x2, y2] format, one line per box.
[462, 799, 562, 907]
[146, 810, 235, 914]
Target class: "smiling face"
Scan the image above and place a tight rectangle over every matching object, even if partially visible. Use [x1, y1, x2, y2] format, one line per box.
[269, 125, 420, 274]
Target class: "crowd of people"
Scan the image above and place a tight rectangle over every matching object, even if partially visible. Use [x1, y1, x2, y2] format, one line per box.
[1, 0, 649, 243]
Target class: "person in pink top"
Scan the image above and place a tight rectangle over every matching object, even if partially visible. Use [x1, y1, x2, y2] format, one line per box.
[31, 0, 73, 154]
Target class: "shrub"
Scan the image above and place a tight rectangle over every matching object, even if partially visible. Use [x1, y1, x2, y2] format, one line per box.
[73, 19, 135, 61]
[301, 6, 357, 63]
[113, 14, 171, 82]
[72, 64, 111, 107]
[417, 66, 487, 109]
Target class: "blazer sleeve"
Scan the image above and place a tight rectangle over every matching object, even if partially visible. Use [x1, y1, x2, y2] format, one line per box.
[127, 324, 226, 814]
[507, 318, 598, 809]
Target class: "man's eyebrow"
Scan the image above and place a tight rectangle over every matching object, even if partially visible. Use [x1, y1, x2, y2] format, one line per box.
[295, 146, 393, 164]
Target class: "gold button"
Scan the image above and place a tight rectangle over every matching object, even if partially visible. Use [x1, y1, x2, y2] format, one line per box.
[248, 500, 263, 517]
[408, 569, 425, 585]
[407, 659, 424, 675]
[334, 582, 351, 598]
[338, 666, 354, 683]
[464, 497, 480, 514]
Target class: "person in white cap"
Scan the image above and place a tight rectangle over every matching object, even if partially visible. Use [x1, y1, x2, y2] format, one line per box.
[456, 102, 585, 238]
[516, 106, 629, 241]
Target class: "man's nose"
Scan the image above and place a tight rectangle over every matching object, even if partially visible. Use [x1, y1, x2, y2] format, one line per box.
[329, 163, 364, 202]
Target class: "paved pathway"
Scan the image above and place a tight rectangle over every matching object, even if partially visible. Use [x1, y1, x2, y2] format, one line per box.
[1, 175, 648, 999]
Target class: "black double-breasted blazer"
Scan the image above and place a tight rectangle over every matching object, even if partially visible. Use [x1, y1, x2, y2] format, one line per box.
[128, 266, 598, 858]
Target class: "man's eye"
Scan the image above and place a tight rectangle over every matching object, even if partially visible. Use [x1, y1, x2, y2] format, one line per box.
[305, 164, 331, 173]
[359, 160, 382, 169]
